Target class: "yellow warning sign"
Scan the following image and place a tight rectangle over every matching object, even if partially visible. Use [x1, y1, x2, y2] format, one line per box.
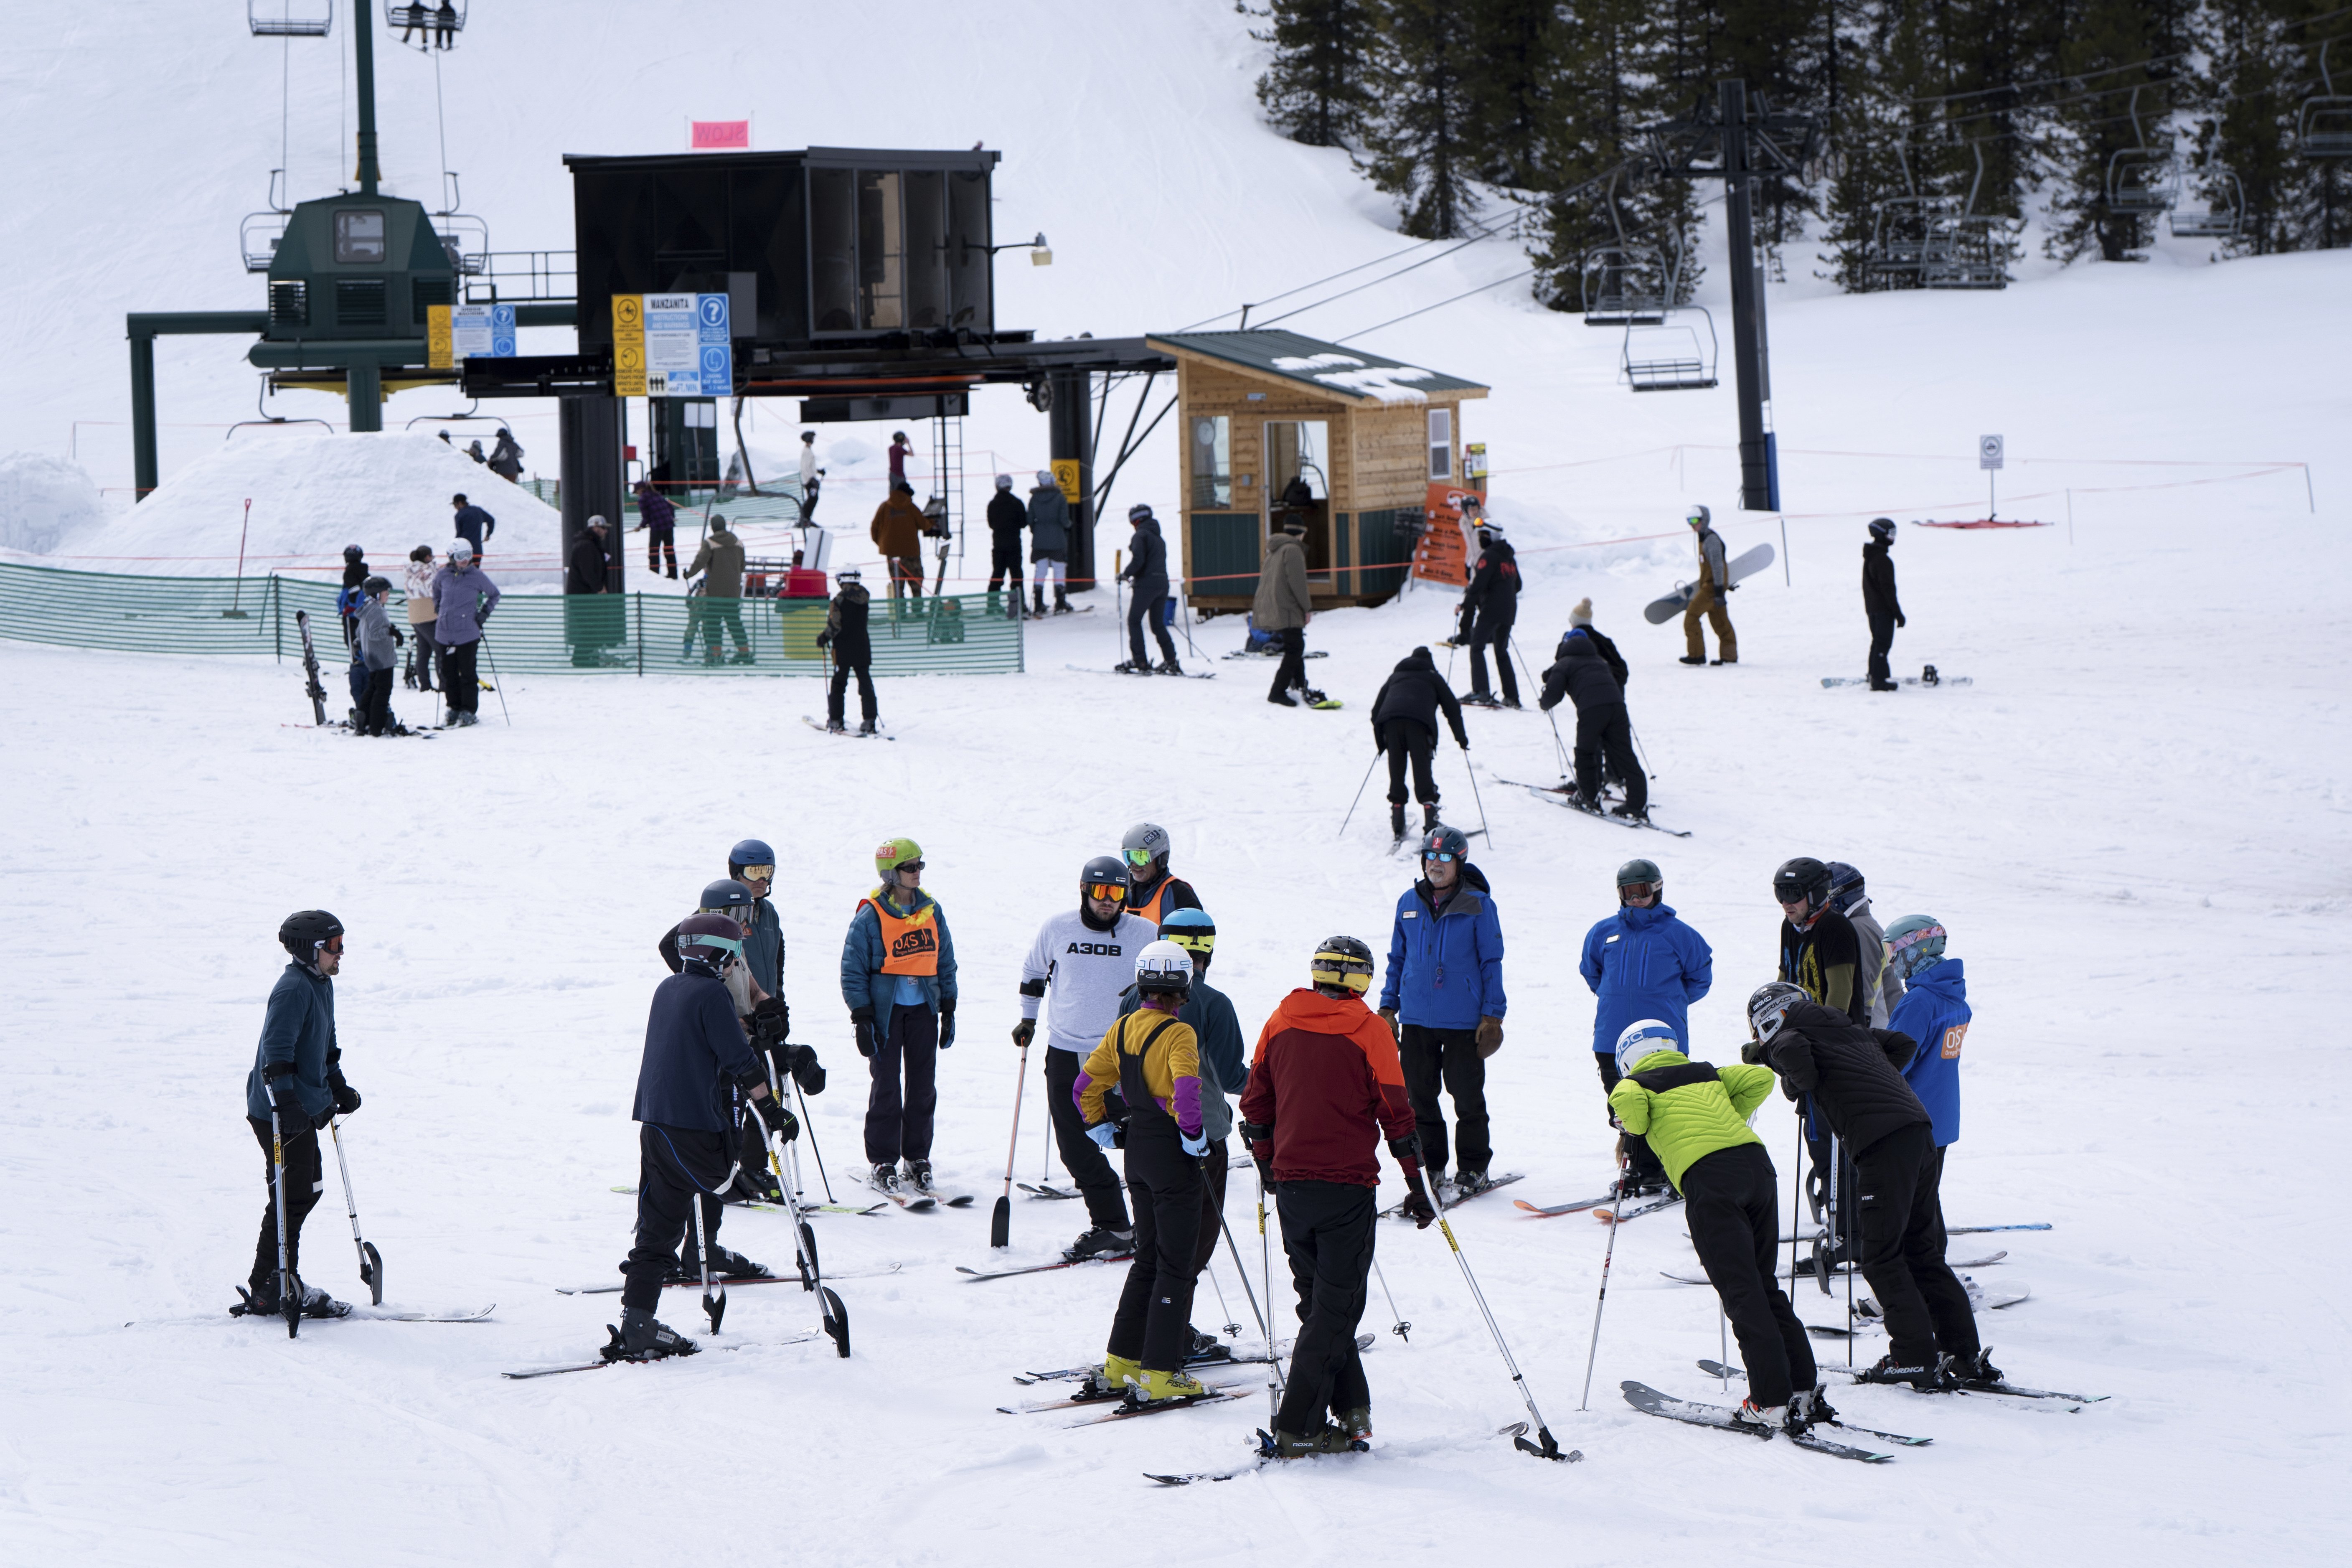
[426, 305, 453, 370]
[1052, 459, 1082, 506]
[613, 294, 647, 397]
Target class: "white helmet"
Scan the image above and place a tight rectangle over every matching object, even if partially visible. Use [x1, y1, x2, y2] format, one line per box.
[1614, 1018, 1679, 1077]
[447, 539, 475, 562]
[1134, 939, 1194, 998]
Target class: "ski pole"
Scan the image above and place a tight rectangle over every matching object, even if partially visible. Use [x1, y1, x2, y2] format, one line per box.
[478, 630, 511, 726]
[1628, 719, 1657, 781]
[1205, 1259, 1241, 1342]
[992, 1038, 1029, 1248]
[1577, 1151, 1627, 1412]
[1720, 1306, 1730, 1394]
[328, 1116, 383, 1306]
[1219, 1215, 1279, 1381]
[1253, 1164, 1287, 1418]
[1372, 1255, 1411, 1343]
[271, 1105, 299, 1339]
[1411, 1132, 1570, 1459]
[1337, 751, 1380, 839]
[765, 1062, 820, 1291]
[791, 1071, 834, 1203]
[1460, 749, 1493, 849]
[1544, 705, 1572, 784]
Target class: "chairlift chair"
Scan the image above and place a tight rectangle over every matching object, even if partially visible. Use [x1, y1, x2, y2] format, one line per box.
[1621, 308, 1718, 393]
[240, 211, 292, 273]
[2167, 169, 2245, 238]
[1865, 196, 1959, 282]
[1579, 171, 1672, 325]
[249, 1, 332, 37]
[1918, 145, 2009, 290]
[2106, 86, 2179, 214]
[2298, 37, 2352, 158]
[384, 0, 466, 49]
[433, 214, 490, 275]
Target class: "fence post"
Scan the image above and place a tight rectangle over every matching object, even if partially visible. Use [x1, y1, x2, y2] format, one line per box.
[635, 593, 643, 677]
[272, 575, 282, 661]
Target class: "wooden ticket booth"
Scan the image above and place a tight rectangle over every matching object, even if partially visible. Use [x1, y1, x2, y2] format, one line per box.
[1144, 330, 1488, 614]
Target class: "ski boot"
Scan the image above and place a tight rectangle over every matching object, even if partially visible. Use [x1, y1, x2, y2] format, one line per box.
[1031, 588, 1047, 618]
[1678, 655, 1707, 666]
[1267, 1423, 1368, 1458]
[1155, 658, 1184, 676]
[1422, 803, 1441, 833]
[1334, 1405, 1373, 1443]
[1453, 1168, 1491, 1197]
[1709, 656, 1736, 666]
[1111, 661, 1147, 674]
[602, 1306, 700, 1363]
[1788, 1385, 1839, 1433]
[1130, 1367, 1209, 1405]
[1064, 1226, 1136, 1263]
[870, 1162, 900, 1194]
[1461, 693, 1501, 710]
[902, 1158, 934, 1194]
[1942, 1347, 2005, 1390]
[1388, 802, 1407, 839]
[670, 1248, 770, 1283]
[1729, 1398, 1787, 1433]
[856, 717, 877, 736]
[1267, 690, 1298, 707]
[1610, 802, 1648, 821]
[1187, 1327, 1230, 1364]
[825, 717, 847, 733]
[1078, 1352, 1144, 1401]
[1052, 588, 1073, 615]
[1855, 1353, 1950, 1391]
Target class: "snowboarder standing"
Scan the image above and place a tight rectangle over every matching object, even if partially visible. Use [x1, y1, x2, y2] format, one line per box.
[1743, 983, 2000, 1391]
[1116, 503, 1183, 675]
[236, 910, 361, 1321]
[1119, 821, 1203, 928]
[816, 567, 877, 734]
[430, 539, 498, 727]
[1863, 518, 1905, 691]
[1579, 858, 1713, 1197]
[1013, 856, 1158, 1259]
[1459, 518, 1521, 709]
[610, 914, 792, 1363]
[1538, 626, 1648, 820]
[1076, 940, 1212, 1403]
[1369, 645, 1469, 840]
[1026, 470, 1072, 615]
[1608, 1018, 1831, 1432]
[985, 473, 1027, 616]
[635, 481, 679, 579]
[1376, 826, 1506, 1194]
[840, 838, 958, 1196]
[1256, 518, 1322, 708]
[1679, 504, 1737, 666]
[1239, 935, 1436, 1456]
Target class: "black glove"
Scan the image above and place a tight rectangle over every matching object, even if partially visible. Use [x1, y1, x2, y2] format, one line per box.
[1741, 1037, 1770, 1066]
[330, 1075, 362, 1116]
[752, 996, 789, 1047]
[1401, 1171, 1437, 1230]
[937, 999, 956, 1050]
[753, 1094, 799, 1143]
[263, 1060, 305, 1121]
[851, 1006, 877, 1059]
[1011, 1017, 1036, 1049]
[785, 1043, 827, 1096]
[1896, 612, 1907, 629]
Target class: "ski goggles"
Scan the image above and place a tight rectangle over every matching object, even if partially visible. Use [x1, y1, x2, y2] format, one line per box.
[1618, 881, 1659, 903]
[688, 935, 744, 964]
[1083, 882, 1128, 904]
[890, 860, 925, 874]
[1163, 930, 1215, 957]
[1123, 846, 1157, 868]
[737, 864, 775, 883]
[1422, 849, 1460, 864]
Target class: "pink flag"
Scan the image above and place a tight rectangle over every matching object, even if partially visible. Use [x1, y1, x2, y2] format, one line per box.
[691, 120, 751, 150]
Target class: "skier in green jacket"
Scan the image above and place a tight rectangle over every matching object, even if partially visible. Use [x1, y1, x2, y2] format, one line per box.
[1607, 1018, 1831, 1436]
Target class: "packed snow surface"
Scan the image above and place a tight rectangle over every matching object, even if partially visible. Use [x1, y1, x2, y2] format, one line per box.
[0, 452, 107, 555]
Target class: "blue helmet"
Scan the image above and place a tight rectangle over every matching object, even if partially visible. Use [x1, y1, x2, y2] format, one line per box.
[1159, 907, 1216, 967]
[1614, 1018, 1679, 1077]
[728, 839, 776, 881]
[1884, 915, 1948, 982]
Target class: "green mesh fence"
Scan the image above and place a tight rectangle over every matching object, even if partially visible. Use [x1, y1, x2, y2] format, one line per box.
[0, 563, 1023, 677]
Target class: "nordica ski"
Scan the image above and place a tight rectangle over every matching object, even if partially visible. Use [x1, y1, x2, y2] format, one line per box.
[1693, 1363, 1931, 1445]
[1621, 1381, 1894, 1463]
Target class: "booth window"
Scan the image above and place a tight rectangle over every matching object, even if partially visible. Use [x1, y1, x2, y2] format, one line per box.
[1190, 416, 1231, 509]
[334, 209, 386, 264]
[1427, 407, 1451, 479]
[809, 169, 856, 331]
[902, 170, 948, 330]
[856, 171, 904, 330]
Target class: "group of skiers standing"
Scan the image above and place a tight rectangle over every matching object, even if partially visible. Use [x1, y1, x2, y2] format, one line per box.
[331, 534, 498, 734]
[983, 470, 1080, 619]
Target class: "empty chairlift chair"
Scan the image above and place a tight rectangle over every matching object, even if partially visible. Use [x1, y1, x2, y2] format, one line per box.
[2106, 86, 2180, 216]
[249, 1, 332, 36]
[1920, 145, 2010, 290]
[2167, 168, 2245, 238]
[1620, 308, 1718, 393]
[2299, 38, 2352, 158]
[1580, 173, 1673, 326]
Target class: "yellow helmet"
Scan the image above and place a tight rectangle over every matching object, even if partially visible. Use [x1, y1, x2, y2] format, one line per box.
[1309, 935, 1375, 996]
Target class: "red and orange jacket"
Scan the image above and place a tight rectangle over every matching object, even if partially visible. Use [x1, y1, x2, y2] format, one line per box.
[1237, 989, 1419, 1188]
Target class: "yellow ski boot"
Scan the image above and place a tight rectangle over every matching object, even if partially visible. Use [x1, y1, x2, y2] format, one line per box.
[1131, 1367, 1210, 1405]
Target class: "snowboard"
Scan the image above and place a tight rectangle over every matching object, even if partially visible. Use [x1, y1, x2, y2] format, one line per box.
[1065, 664, 1215, 681]
[1643, 542, 1775, 624]
[1821, 672, 1971, 689]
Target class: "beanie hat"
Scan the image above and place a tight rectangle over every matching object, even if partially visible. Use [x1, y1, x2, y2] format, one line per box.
[1570, 597, 1593, 627]
[995, 474, 1013, 490]
[1036, 470, 1054, 488]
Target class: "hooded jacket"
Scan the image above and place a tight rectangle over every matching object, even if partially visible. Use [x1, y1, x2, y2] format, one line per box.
[1119, 516, 1170, 600]
[1538, 635, 1623, 715]
[431, 560, 500, 645]
[822, 580, 872, 664]
[245, 961, 338, 1123]
[487, 432, 524, 481]
[1841, 893, 1903, 1027]
[1888, 959, 1968, 1146]
[1370, 649, 1469, 750]
[1253, 530, 1311, 630]
[986, 489, 1028, 546]
[1463, 535, 1520, 624]
[1694, 523, 1728, 589]
[634, 966, 762, 1132]
[1578, 900, 1713, 1054]
[1560, 625, 1627, 687]
[1026, 484, 1071, 556]
[1238, 988, 1420, 1187]
[1757, 999, 1928, 1155]
[688, 525, 747, 598]
[1862, 539, 1902, 621]
[870, 493, 926, 562]
[354, 596, 401, 672]
[1606, 1049, 1777, 1191]
[1379, 862, 1506, 1029]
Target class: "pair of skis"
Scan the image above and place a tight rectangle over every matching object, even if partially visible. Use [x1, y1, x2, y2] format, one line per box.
[1378, 1172, 1523, 1219]
[1503, 779, 1693, 838]
[1514, 1192, 1684, 1223]
[1701, 1358, 2107, 1410]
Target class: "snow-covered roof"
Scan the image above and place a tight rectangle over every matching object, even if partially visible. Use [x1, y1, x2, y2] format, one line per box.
[1147, 330, 1487, 404]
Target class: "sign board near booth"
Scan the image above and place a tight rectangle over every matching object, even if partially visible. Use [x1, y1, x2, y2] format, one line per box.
[1411, 482, 1478, 587]
[612, 293, 734, 398]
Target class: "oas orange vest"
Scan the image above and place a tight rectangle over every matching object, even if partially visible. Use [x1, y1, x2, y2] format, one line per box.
[860, 890, 942, 976]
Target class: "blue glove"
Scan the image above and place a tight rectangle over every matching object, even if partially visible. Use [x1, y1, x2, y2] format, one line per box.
[1180, 1128, 1208, 1158]
[1086, 1123, 1119, 1151]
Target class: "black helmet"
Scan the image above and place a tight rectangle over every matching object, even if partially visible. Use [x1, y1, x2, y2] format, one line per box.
[1080, 855, 1131, 905]
[1420, 824, 1470, 863]
[1868, 517, 1896, 541]
[677, 913, 744, 971]
[699, 879, 755, 925]
[1309, 935, 1376, 996]
[1747, 981, 1809, 1043]
[728, 839, 776, 881]
[1773, 857, 1832, 914]
[343, 544, 364, 562]
[1825, 861, 1864, 910]
[1616, 857, 1662, 903]
[363, 575, 391, 596]
[278, 909, 345, 961]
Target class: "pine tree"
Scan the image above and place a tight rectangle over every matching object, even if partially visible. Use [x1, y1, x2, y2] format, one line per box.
[2042, 0, 2200, 264]
[1361, 0, 1482, 236]
[1531, 0, 1695, 309]
[1462, 0, 1563, 191]
[2195, 1, 2351, 254]
[1248, 0, 1380, 149]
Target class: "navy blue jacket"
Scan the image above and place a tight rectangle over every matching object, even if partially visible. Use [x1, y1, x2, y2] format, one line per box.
[1579, 901, 1713, 1055]
[634, 967, 760, 1132]
[1889, 959, 1969, 1147]
[1118, 977, 1247, 1141]
[1379, 864, 1506, 1029]
[839, 889, 958, 1041]
[246, 962, 338, 1122]
[452, 504, 496, 549]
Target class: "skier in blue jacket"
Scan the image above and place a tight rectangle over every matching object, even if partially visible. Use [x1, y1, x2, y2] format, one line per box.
[1579, 857, 1712, 1194]
[1883, 915, 1968, 1149]
[1377, 824, 1507, 1192]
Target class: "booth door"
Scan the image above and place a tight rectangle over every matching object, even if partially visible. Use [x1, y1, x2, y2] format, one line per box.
[1262, 420, 1332, 581]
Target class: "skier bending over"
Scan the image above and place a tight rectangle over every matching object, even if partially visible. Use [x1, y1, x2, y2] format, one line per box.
[1539, 626, 1646, 820]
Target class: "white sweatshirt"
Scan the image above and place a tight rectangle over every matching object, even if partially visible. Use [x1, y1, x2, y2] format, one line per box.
[1020, 908, 1160, 1056]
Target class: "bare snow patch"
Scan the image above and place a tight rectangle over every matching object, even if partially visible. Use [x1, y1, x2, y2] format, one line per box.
[0, 452, 108, 556]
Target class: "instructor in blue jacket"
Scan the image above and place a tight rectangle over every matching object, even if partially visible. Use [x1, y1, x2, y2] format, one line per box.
[1580, 858, 1712, 1195]
[1378, 824, 1507, 1193]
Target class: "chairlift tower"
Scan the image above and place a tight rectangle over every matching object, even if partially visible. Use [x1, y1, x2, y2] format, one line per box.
[1644, 81, 1819, 512]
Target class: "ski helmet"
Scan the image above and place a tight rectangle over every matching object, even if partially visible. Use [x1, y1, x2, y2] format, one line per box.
[1747, 981, 1809, 1044]
[1308, 934, 1376, 997]
[1080, 855, 1131, 905]
[728, 839, 776, 882]
[836, 567, 862, 584]
[1883, 915, 1948, 981]
[676, 912, 744, 971]
[1128, 503, 1154, 522]
[1134, 939, 1194, 998]
[1868, 517, 1896, 542]
[1121, 822, 1171, 875]
[874, 837, 923, 879]
[1825, 861, 1865, 912]
[362, 575, 391, 597]
[995, 473, 1013, 490]
[1035, 470, 1054, 488]
[1616, 857, 1663, 904]
[447, 539, 475, 562]
[1687, 503, 1711, 528]
[277, 909, 345, 962]
[1158, 907, 1217, 966]
[343, 544, 363, 562]
[1420, 824, 1470, 864]
[1773, 857, 1832, 914]
[699, 879, 756, 928]
[1614, 1018, 1680, 1077]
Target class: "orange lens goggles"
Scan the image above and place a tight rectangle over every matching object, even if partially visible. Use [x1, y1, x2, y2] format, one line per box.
[1084, 882, 1128, 903]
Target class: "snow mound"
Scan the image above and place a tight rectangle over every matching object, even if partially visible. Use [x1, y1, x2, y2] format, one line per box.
[0, 452, 108, 555]
[63, 432, 562, 584]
